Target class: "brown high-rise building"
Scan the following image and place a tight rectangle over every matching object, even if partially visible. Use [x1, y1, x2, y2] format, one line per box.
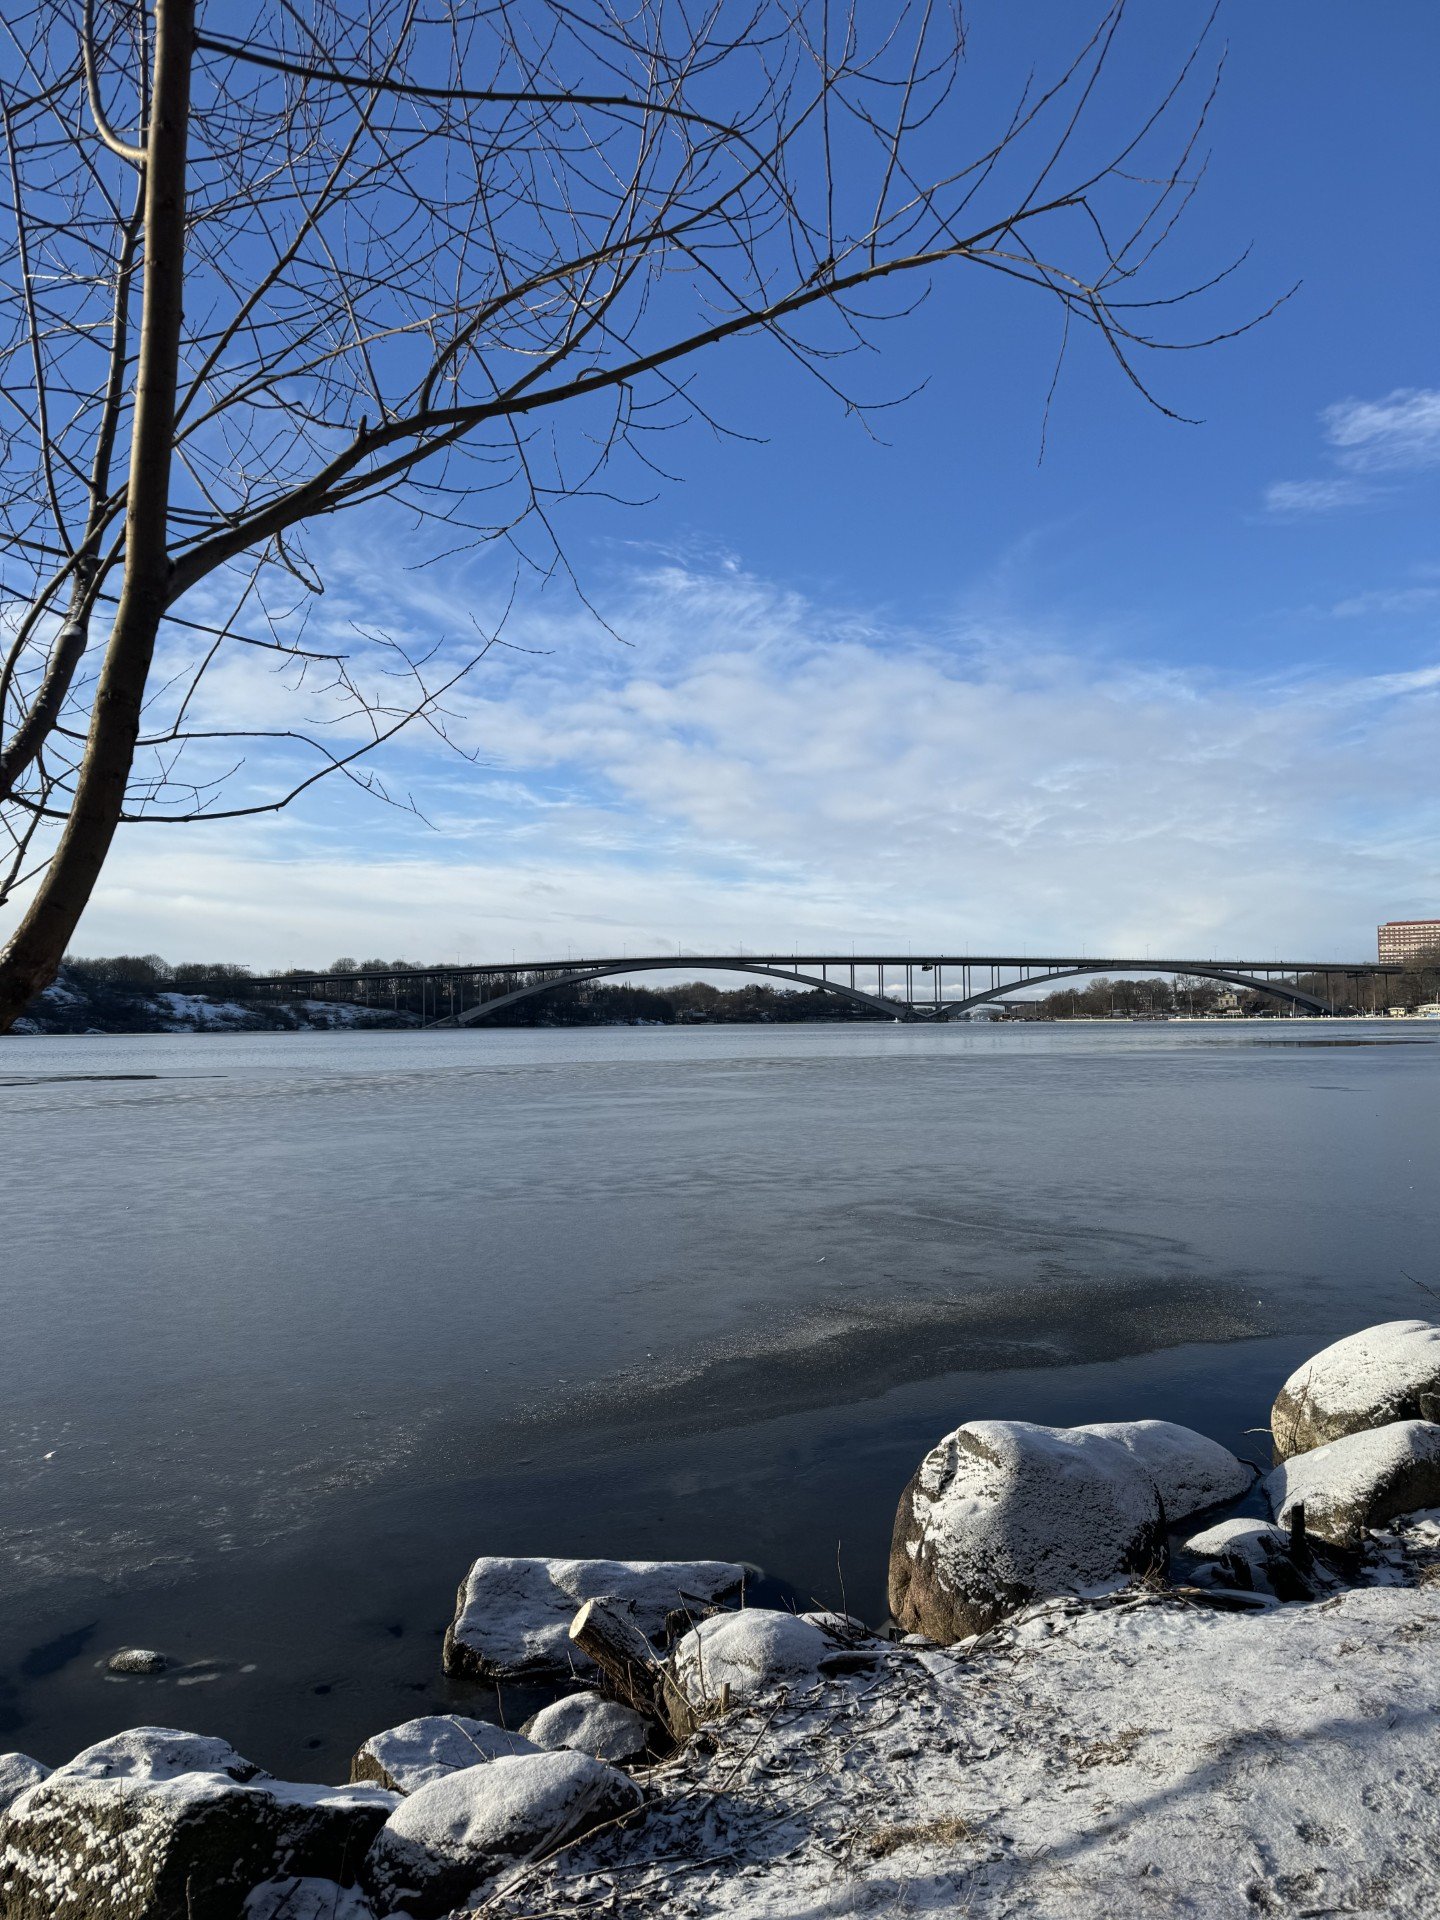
[1378, 919, 1440, 963]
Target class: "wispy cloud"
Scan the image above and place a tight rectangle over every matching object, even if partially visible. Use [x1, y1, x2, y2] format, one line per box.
[1324, 388, 1440, 473]
[69, 555, 1440, 966]
[1263, 478, 1371, 517]
[1332, 584, 1440, 618]
[1265, 385, 1440, 516]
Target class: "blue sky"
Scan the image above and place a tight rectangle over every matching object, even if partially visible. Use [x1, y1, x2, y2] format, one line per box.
[76, 2, 1440, 969]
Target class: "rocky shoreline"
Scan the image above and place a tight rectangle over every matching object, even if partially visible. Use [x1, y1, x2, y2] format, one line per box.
[4, 1321, 1440, 1917]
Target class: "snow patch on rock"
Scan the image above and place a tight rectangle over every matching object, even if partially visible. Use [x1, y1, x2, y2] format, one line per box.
[1074, 1418, 1253, 1520]
[0, 1753, 48, 1817]
[51, 1725, 260, 1783]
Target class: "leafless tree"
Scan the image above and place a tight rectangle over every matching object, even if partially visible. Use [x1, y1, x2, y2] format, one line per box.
[0, 0, 1273, 1028]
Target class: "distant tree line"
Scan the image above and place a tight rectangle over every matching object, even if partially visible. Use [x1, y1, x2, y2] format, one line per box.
[59, 951, 1440, 1024]
[1007, 960, 1440, 1020]
[57, 955, 888, 1024]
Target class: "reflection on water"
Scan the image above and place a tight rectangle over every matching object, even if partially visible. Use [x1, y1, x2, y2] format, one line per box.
[1, 1020, 1436, 1772]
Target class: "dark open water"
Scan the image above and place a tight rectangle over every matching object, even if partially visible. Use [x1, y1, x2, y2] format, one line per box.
[2, 1020, 1437, 1776]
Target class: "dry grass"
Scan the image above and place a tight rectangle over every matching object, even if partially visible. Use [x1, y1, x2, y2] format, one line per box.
[861, 1814, 978, 1858]
[1064, 1727, 1146, 1770]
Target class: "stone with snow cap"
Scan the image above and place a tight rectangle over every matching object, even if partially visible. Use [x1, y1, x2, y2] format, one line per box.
[1265, 1419, 1440, 1549]
[362, 1750, 642, 1918]
[1271, 1319, 1440, 1460]
[349, 1714, 536, 1793]
[50, 1725, 261, 1784]
[521, 1693, 653, 1763]
[0, 1727, 396, 1920]
[669, 1610, 851, 1710]
[107, 1648, 168, 1676]
[443, 1555, 745, 1682]
[1074, 1419, 1253, 1521]
[0, 1754, 48, 1818]
[889, 1420, 1166, 1644]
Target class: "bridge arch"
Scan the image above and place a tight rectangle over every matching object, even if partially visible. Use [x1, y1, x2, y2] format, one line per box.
[438, 958, 913, 1026]
[940, 964, 1331, 1019]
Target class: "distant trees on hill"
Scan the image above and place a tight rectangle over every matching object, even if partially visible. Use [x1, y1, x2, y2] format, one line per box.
[57, 956, 887, 1024]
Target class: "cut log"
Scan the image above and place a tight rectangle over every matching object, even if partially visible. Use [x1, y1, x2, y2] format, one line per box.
[568, 1599, 665, 1718]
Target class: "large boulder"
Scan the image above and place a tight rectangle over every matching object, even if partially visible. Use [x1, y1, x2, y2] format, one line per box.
[520, 1693, 653, 1764]
[1265, 1419, 1440, 1549]
[1074, 1419, 1253, 1521]
[443, 1556, 745, 1682]
[349, 1715, 535, 1793]
[362, 1751, 641, 1918]
[0, 1726, 396, 1920]
[889, 1420, 1166, 1643]
[1271, 1320, 1440, 1460]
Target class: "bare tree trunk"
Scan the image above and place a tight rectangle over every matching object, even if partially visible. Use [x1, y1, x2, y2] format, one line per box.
[0, 0, 193, 1032]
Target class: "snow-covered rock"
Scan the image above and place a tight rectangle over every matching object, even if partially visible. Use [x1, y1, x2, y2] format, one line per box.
[1271, 1319, 1440, 1459]
[1074, 1419, 1253, 1520]
[1265, 1419, 1440, 1548]
[0, 1755, 48, 1818]
[107, 1647, 168, 1675]
[0, 1729, 396, 1920]
[244, 1877, 376, 1919]
[1181, 1517, 1317, 1600]
[51, 1725, 260, 1783]
[506, 1585, 1440, 1918]
[349, 1714, 535, 1793]
[442, 1555, 745, 1681]
[521, 1693, 653, 1763]
[362, 1751, 642, 1918]
[889, 1420, 1166, 1643]
[669, 1610, 836, 1708]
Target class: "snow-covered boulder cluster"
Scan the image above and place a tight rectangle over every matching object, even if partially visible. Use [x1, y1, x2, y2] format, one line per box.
[443, 1555, 746, 1681]
[887, 1328, 1440, 1646]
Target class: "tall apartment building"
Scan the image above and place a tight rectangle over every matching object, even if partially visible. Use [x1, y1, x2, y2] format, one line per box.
[1378, 919, 1440, 963]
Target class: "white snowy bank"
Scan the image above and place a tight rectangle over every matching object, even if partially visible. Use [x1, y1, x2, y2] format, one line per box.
[486, 1558, 1440, 1919]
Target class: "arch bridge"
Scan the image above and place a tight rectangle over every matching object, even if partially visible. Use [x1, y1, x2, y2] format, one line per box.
[231, 952, 1403, 1023]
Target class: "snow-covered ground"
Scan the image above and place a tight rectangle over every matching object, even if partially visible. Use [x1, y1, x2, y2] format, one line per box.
[488, 1538, 1440, 1919]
